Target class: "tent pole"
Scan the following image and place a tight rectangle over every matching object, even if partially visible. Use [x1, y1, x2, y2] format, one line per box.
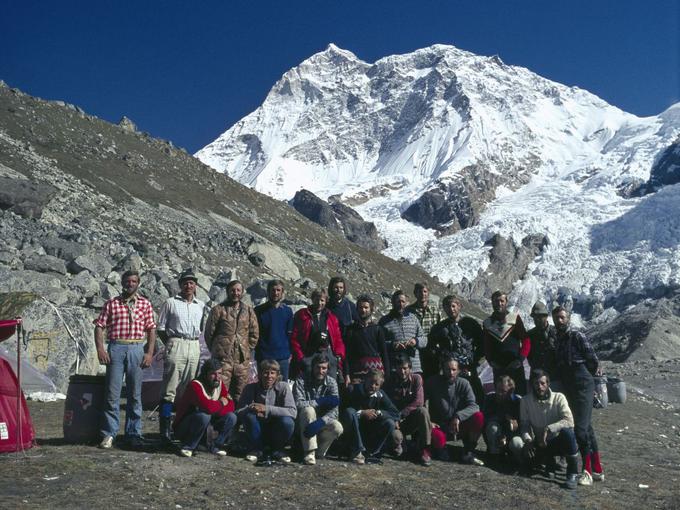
[15, 319, 23, 456]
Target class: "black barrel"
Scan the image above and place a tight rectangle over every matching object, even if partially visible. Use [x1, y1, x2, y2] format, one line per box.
[63, 375, 105, 443]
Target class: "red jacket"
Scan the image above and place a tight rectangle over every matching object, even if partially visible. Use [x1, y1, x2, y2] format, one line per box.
[290, 307, 345, 363]
[173, 379, 235, 429]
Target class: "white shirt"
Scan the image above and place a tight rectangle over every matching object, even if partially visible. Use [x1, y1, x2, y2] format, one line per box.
[157, 294, 205, 339]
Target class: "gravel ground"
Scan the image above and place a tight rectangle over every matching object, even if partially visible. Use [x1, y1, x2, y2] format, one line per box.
[1, 361, 679, 509]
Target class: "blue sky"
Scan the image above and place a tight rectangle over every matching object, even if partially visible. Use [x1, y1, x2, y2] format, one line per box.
[2, 1, 679, 153]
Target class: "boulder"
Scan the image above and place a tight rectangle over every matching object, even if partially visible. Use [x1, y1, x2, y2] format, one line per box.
[68, 271, 101, 299]
[115, 252, 143, 273]
[330, 202, 387, 251]
[291, 190, 340, 231]
[247, 242, 300, 281]
[0, 176, 58, 219]
[42, 236, 89, 262]
[0, 292, 99, 392]
[23, 254, 67, 275]
[0, 267, 64, 295]
[67, 254, 113, 277]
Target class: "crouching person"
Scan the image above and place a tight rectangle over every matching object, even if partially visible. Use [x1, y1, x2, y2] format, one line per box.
[385, 354, 433, 466]
[293, 353, 344, 465]
[509, 369, 580, 489]
[426, 356, 485, 465]
[483, 375, 521, 464]
[173, 358, 237, 457]
[341, 369, 399, 464]
[237, 359, 297, 465]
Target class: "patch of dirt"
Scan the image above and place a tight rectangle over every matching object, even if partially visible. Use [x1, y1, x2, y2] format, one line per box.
[1, 362, 680, 509]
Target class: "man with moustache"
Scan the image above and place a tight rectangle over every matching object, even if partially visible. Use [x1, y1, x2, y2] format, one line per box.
[405, 283, 441, 378]
[509, 369, 580, 490]
[379, 290, 426, 375]
[204, 280, 259, 402]
[255, 280, 294, 381]
[344, 295, 390, 383]
[428, 295, 484, 401]
[327, 276, 358, 342]
[482, 290, 531, 395]
[156, 268, 205, 444]
[95, 270, 156, 449]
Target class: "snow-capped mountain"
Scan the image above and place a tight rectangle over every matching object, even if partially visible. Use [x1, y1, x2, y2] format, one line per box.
[196, 43, 680, 324]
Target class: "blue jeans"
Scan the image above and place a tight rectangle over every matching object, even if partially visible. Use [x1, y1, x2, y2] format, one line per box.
[240, 413, 295, 452]
[341, 407, 395, 456]
[101, 342, 144, 439]
[175, 411, 237, 450]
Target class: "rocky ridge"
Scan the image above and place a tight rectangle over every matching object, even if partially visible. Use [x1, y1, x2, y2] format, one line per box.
[0, 82, 464, 391]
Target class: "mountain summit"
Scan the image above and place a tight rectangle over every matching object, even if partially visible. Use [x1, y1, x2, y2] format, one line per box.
[197, 44, 680, 325]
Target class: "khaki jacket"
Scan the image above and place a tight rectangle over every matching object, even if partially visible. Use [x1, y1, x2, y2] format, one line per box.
[204, 301, 259, 364]
[519, 390, 574, 443]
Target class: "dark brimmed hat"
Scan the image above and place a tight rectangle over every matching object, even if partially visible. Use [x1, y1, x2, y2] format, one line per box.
[530, 301, 549, 316]
[178, 268, 198, 284]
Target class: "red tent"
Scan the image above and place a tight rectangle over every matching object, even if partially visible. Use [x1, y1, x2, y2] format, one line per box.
[0, 319, 35, 453]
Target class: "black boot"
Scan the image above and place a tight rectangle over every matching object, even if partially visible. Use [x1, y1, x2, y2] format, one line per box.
[564, 454, 579, 489]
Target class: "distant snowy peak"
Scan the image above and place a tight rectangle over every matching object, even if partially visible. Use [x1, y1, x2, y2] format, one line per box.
[196, 43, 680, 325]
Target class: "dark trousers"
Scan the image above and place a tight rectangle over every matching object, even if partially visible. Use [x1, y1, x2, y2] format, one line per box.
[175, 411, 237, 450]
[562, 364, 599, 457]
[341, 407, 395, 456]
[241, 413, 295, 452]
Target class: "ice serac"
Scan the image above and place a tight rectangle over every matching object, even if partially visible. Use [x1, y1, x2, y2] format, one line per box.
[197, 43, 680, 324]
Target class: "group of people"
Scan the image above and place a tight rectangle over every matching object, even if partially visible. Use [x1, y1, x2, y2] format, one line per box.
[93, 270, 604, 490]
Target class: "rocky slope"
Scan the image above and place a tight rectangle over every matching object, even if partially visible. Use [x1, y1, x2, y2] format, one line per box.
[0, 82, 464, 391]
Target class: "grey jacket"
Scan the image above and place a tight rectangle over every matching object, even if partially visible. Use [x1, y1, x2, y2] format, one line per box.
[236, 380, 297, 420]
[293, 375, 340, 425]
[425, 375, 479, 424]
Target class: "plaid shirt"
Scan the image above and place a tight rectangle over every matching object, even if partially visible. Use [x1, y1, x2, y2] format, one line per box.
[405, 303, 441, 337]
[94, 294, 156, 341]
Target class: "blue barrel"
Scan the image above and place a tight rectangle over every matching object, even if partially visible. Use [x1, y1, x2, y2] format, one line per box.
[63, 375, 105, 443]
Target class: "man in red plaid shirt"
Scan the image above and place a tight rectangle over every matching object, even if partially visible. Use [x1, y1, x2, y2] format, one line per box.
[95, 270, 156, 449]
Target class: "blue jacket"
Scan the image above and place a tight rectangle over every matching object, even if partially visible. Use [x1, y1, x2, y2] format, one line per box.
[254, 302, 293, 361]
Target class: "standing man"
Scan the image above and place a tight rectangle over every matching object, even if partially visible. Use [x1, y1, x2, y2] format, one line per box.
[379, 290, 426, 375]
[482, 290, 531, 395]
[156, 268, 205, 444]
[327, 276, 358, 342]
[204, 280, 259, 402]
[385, 354, 433, 466]
[344, 295, 390, 383]
[293, 353, 344, 465]
[428, 295, 484, 401]
[405, 283, 441, 378]
[552, 306, 604, 485]
[527, 301, 560, 390]
[95, 270, 156, 449]
[255, 280, 294, 381]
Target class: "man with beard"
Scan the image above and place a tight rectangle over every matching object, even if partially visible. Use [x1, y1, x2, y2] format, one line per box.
[379, 290, 426, 375]
[509, 369, 580, 490]
[291, 289, 345, 379]
[344, 295, 390, 383]
[385, 354, 432, 466]
[527, 301, 560, 390]
[156, 268, 205, 444]
[482, 291, 531, 395]
[255, 280, 294, 381]
[426, 356, 485, 465]
[95, 270, 156, 449]
[293, 353, 343, 465]
[237, 359, 297, 465]
[173, 358, 237, 457]
[552, 306, 604, 486]
[405, 283, 441, 378]
[327, 276, 358, 341]
[428, 295, 484, 401]
[204, 280, 259, 402]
